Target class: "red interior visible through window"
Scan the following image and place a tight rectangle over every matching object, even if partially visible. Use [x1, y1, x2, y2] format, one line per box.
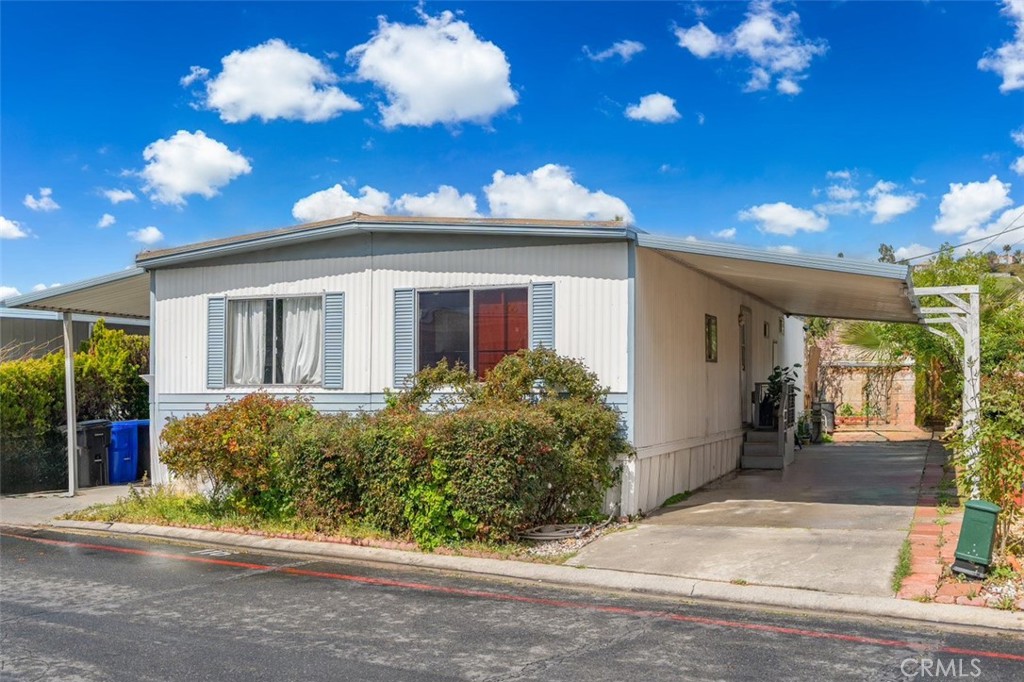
[473, 288, 528, 378]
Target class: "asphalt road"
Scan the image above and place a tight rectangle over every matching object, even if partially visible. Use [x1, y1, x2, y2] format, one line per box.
[1, 527, 1022, 681]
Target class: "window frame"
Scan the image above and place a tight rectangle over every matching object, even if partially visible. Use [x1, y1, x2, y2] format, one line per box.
[705, 314, 718, 363]
[414, 284, 532, 378]
[225, 292, 326, 388]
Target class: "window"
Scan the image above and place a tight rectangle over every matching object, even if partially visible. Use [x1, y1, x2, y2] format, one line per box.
[705, 314, 718, 363]
[227, 296, 322, 385]
[418, 287, 528, 378]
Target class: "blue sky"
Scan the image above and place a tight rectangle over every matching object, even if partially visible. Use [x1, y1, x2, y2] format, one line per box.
[2, 1, 1023, 298]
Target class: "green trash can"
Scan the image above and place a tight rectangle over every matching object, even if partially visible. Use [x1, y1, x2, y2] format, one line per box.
[951, 500, 1001, 579]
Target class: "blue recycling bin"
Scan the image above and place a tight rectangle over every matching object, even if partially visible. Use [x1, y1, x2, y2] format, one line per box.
[109, 420, 145, 484]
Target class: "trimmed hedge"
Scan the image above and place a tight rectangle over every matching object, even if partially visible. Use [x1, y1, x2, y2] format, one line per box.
[160, 349, 632, 548]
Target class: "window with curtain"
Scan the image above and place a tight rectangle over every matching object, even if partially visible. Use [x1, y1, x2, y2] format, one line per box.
[228, 296, 322, 385]
[417, 287, 528, 379]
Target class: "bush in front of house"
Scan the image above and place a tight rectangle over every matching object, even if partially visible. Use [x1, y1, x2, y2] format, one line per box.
[159, 349, 631, 549]
[159, 392, 315, 517]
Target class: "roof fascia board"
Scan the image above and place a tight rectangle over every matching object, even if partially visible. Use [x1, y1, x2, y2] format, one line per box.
[137, 222, 636, 269]
[636, 234, 912, 280]
[3, 267, 147, 309]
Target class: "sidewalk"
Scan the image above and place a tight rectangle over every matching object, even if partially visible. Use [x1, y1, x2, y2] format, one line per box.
[0, 485, 133, 526]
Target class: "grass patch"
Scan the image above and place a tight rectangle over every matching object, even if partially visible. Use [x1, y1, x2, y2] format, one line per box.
[64, 486, 582, 563]
[661, 491, 692, 507]
[891, 537, 913, 593]
[66, 486, 390, 542]
[730, 578, 748, 586]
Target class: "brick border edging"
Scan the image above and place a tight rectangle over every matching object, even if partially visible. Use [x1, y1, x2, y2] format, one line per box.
[896, 437, 967, 602]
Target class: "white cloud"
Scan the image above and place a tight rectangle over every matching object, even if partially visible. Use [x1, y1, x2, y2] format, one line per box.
[97, 213, 116, 228]
[129, 226, 164, 245]
[767, 245, 800, 254]
[867, 180, 922, 224]
[31, 282, 61, 292]
[1, 216, 28, 240]
[675, 0, 827, 95]
[675, 22, 724, 58]
[933, 175, 1013, 234]
[815, 175, 921, 223]
[696, 112, 706, 125]
[826, 185, 859, 201]
[1012, 127, 1024, 176]
[394, 185, 480, 218]
[140, 130, 252, 206]
[625, 93, 681, 123]
[202, 39, 361, 123]
[738, 201, 828, 236]
[894, 243, 932, 262]
[102, 188, 137, 204]
[292, 184, 392, 223]
[584, 39, 646, 63]
[978, 0, 1024, 93]
[713, 227, 737, 239]
[348, 9, 517, 128]
[23, 187, 60, 212]
[484, 164, 633, 223]
[0, 286, 21, 301]
[962, 205, 1024, 243]
[180, 65, 210, 87]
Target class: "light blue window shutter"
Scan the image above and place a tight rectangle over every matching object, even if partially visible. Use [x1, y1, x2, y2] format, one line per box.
[530, 282, 555, 349]
[206, 296, 226, 390]
[393, 288, 415, 387]
[322, 293, 345, 389]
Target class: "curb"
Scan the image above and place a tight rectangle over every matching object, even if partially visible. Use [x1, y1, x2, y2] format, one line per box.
[50, 519, 1024, 632]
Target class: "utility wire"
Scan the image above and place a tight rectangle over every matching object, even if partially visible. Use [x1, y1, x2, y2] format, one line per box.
[903, 207, 1024, 262]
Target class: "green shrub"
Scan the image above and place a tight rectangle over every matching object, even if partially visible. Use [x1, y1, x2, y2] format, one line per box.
[279, 413, 363, 528]
[160, 392, 314, 517]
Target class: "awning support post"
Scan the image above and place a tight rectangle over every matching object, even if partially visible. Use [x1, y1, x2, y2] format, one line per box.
[917, 285, 981, 499]
[63, 312, 77, 497]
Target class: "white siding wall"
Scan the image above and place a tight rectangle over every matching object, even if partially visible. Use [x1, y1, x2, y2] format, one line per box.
[154, 239, 628, 396]
[626, 247, 787, 514]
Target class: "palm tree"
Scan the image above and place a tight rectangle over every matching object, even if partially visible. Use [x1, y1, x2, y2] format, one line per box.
[1003, 244, 1012, 265]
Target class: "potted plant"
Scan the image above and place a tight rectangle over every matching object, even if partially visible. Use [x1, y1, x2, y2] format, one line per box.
[759, 364, 801, 428]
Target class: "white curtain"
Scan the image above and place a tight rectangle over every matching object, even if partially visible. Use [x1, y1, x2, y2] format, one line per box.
[229, 300, 266, 385]
[281, 297, 322, 385]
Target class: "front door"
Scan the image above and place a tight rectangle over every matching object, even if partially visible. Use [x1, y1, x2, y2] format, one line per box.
[739, 306, 752, 424]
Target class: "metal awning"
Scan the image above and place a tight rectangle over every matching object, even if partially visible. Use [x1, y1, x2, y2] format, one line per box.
[637, 235, 918, 323]
[2, 267, 150, 319]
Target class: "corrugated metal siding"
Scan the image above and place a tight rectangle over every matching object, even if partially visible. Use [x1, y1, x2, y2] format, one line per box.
[322, 292, 345, 389]
[154, 239, 628, 395]
[623, 247, 785, 514]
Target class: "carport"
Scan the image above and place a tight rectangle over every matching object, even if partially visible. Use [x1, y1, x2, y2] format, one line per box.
[3, 268, 150, 496]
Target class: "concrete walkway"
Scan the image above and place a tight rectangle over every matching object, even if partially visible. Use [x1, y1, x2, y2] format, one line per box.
[0, 485, 134, 526]
[569, 441, 929, 597]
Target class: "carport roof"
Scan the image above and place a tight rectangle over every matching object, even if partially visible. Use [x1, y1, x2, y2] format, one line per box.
[637, 234, 918, 323]
[1, 267, 150, 319]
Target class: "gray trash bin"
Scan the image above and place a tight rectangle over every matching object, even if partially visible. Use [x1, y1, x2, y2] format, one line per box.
[75, 420, 111, 488]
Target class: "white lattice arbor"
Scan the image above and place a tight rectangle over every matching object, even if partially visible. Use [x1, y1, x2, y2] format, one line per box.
[916, 285, 981, 498]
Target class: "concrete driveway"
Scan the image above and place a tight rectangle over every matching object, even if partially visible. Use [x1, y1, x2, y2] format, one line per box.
[570, 441, 930, 597]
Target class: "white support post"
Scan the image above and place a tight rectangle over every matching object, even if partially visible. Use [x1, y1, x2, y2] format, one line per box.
[965, 290, 981, 499]
[63, 312, 77, 497]
[917, 285, 981, 499]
